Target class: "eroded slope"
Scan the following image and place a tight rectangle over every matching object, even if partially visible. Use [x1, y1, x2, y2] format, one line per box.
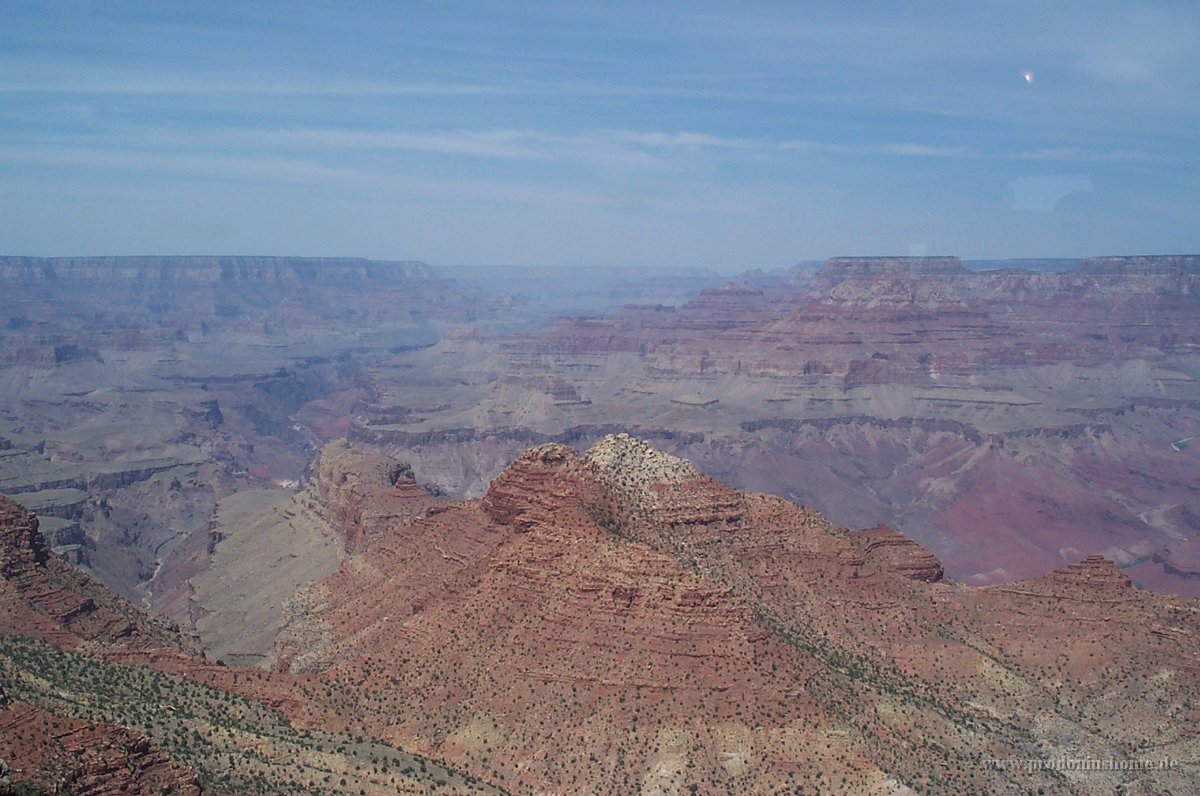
[350, 255, 1200, 595]
[277, 435, 1200, 795]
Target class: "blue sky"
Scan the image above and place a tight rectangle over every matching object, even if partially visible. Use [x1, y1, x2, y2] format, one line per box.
[2, 1, 1197, 270]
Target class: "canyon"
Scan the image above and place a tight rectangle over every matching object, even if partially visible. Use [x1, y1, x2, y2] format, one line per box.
[1, 253, 1199, 793]
[3, 435, 1199, 793]
[0, 490, 504, 794]
[347, 255, 1200, 595]
[0, 255, 725, 617]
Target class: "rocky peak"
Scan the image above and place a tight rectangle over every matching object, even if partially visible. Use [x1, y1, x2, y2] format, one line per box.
[0, 496, 48, 576]
[510, 442, 580, 469]
[583, 433, 698, 510]
[995, 554, 1136, 603]
[312, 439, 414, 489]
[482, 443, 594, 530]
[850, 525, 944, 583]
[1050, 554, 1132, 591]
[306, 439, 430, 552]
[583, 434, 747, 532]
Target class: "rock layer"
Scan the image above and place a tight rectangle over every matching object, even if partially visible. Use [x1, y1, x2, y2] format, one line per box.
[0, 494, 503, 795]
[353, 254, 1200, 596]
[0, 496, 183, 651]
[850, 525, 944, 582]
[277, 436, 1200, 795]
[0, 703, 203, 796]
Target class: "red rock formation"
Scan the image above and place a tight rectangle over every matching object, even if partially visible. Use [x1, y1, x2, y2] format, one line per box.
[482, 442, 600, 530]
[0, 496, 184, 651]
[279, 438, 888, 794]
[850, 525, 944, 582]
[0, 703, 203, 795]
[306, 438, 441, 552]
[1035, 553, 1133, 596]
[277, 436, 1200, 795]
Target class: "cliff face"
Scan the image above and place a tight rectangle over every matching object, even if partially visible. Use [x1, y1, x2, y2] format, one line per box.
[0, 494, 504, 795]
[0, 496, 184, 651]
[533, 254, 1200, 374]
[0, 254, 483, 372]
[276, 436, 1200, 795]
[358, 253, 1200, 597]
[0, 496, 47, 576]
[1078, 254, 1200, 275]
[305, 439, 437, 553]
[0, 255, 432, 288]
[0, 703, 203, 796]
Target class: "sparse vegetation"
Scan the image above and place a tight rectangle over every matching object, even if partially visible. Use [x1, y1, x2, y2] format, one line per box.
[0, 633, 505, 795]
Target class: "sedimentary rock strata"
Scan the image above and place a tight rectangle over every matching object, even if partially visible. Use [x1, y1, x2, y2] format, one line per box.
[0, 493, 503, 795]
[353, 255, 1200, 596]
[0, 703, 203, 796]
[0, 496, 182, 651]
[276, 436, 1200, 795]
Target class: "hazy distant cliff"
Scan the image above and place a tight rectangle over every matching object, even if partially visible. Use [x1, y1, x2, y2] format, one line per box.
[0, 255, 433, 289]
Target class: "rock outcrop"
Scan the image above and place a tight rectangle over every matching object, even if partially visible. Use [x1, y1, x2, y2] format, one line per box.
[1044, 553, 1134, 594]
[850, 525, 944, 582]
[0, 492, 504, 795]
[276, 436, 1200, 795]
[0, 496, 47, 576]
[482, 442, 596, 530]
[305, 439, 438, 552]
[0, 496, 183, 651]
[355, 253, 1200, 597]
[0, 703, 203, 796]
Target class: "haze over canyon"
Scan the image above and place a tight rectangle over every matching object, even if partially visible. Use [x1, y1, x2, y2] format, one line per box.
[0, 253, 1197, 795]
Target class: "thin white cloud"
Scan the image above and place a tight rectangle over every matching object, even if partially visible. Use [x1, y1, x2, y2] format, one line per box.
[0, 75, 527, 98]
[4, 123, 1154, 178]
[261, 129, 550, 160]
[1010, 147, 1149, 163]
[245, 128, 764, 159]
[0, 140, 629, 211]
[0, 70, 861, 112]
[817, 142, 978, 159]
[0, 143, 381, 185]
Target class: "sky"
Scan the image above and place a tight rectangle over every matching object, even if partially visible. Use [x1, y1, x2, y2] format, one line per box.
[1, 1, 1198, 271]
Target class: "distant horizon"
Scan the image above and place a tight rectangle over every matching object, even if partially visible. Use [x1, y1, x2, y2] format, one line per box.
[3, 3, 1197, 270]
[6, 251, 1198, 278]
[2, 249, 1197, 277]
